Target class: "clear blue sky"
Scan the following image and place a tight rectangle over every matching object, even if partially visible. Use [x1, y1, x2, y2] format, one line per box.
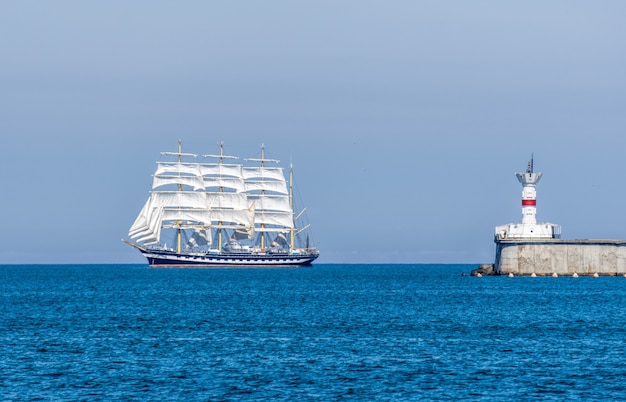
[1, 1, 625, 264]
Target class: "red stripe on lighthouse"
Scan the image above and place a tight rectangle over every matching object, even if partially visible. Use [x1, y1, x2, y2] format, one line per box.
[522, 199, 536, 206]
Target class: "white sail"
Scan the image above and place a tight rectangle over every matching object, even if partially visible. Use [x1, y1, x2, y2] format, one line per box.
[244, 179, 288, 195]
[152, 175, 205, 191]
[128, 198, 152, 237]
[150, 191, 208, 209]
[135, 207, 164, 244]
[199, 163, 243, 178]
[129, 224, 152, 240]
[129, 197, 163, 240]
[210, 208, 254, 228]
[254, 211, 293, 228]
[161, 208, 213, 225]
[155, 162, 200, 176]
[203, 177, 246, 192]
[206, 192, 248, 210]
[147, 206, 165, 233]
[242, 167, 285, 181]
[248, 194, 291, 212]
[130, 191, 209, 240]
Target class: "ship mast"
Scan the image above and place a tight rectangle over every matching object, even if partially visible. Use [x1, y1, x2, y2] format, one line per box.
[176, 141, 184, 253]
[245, 144, 283, 251]
[160, 140, 197, 254]
[218, 142, 224, 251]
[260, 145, 266, 250]
[289, 164, 295, 252]
[203, 142, 240, 252]
[177, 142, 182, 253]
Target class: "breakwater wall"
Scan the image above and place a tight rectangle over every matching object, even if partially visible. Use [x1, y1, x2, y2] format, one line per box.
[494, 239, 626, 276]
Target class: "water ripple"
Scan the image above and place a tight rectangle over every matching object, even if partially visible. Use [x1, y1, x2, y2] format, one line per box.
[2, 264, 626, 400]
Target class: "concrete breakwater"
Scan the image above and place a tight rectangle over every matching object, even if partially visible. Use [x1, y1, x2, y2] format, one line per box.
[481, 158, 626, 277]
[477, 239, 626, 276]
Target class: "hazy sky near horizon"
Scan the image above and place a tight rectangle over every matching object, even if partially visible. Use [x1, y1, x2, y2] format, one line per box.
[1, 1, 625, 264]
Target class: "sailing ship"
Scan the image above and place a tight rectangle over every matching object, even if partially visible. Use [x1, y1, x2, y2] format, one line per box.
[124, 141, 319, 267]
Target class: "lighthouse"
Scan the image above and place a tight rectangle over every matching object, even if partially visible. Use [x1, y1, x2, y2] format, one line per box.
[484, 156, 626, 277]
[517, 157, 541, 225]
[495, 156, 561, 239]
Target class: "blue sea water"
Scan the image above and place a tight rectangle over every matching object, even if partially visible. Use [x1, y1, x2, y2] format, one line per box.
[2, 264, 626, 400]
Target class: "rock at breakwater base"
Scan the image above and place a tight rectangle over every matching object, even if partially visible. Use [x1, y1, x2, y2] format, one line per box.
[471, 264, 496, 276]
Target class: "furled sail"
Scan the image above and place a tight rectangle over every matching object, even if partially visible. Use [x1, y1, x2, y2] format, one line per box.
[231, 227, 250, 240]
[187, 229, 211, 247]
[270, 232, 288, 247]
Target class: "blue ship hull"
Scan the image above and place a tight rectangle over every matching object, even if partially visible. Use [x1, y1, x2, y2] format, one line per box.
[140, 248, 319, 267]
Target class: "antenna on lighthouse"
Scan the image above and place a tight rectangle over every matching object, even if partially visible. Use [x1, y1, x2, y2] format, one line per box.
[527, 153, 534, 174]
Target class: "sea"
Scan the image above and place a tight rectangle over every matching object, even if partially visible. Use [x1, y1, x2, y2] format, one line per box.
[2, 264, 626, 401]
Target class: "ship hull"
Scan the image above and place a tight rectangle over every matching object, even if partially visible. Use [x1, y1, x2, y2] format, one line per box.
[140, 249, 319, 268]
